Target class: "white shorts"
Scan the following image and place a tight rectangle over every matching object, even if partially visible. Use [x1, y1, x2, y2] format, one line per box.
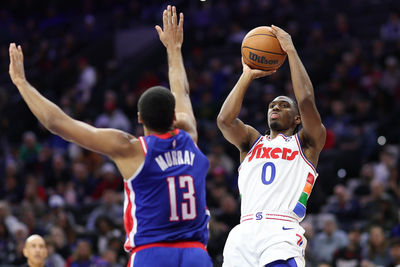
[222, 216, 306, 267]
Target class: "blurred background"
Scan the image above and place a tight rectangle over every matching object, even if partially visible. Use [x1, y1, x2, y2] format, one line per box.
[0, 0, 400, 266]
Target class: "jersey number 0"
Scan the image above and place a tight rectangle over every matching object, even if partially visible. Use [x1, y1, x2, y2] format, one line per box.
[261, 162, 276, 185]
[166, 176, 197, 221]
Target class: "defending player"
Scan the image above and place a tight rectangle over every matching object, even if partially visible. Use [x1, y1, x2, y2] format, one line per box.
[9, 5, 212, 267]
[217, 25, 326, 267]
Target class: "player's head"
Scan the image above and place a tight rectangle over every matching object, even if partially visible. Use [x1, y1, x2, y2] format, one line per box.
[23, 234, 48, 267]
[138, 86, 175, 132]
[267, 96, 300, 134]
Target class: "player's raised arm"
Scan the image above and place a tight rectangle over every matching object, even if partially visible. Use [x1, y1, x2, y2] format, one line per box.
[217, 59, 275, 155]
[155, 5, 197, 142]
[271, 25, 326, 163]
[9, 43, 135, 159]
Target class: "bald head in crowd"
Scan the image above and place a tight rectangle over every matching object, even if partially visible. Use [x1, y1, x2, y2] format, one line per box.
[23, 235, 48, 267]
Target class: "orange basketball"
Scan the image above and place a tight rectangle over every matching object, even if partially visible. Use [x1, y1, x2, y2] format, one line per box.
[241, 26, 286, 71]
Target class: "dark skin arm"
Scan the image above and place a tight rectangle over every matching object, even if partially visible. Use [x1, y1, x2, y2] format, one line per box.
[217, 56, 276, 162]
[156, 5, 198, 143]
[271, 25, 326, 166]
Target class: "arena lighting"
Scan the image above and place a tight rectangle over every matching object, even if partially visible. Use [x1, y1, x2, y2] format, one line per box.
[377, 136, 387, 146]
[200, 0, 206, 2]
[337, 168, 347, 179]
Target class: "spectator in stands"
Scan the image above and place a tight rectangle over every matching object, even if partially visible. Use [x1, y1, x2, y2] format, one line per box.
[380, 12, 400, 41]
[91, 162, 121, 200]
[362, 225, 390, 266]
[332, 224, 362, 267]
[324, 184, 361, 231]
[95, 216, 122, 255]
[45, 238, 65, 267]
[86, 189, 123, 232]
[362, 179, 398, 231]
[68, 239, 108, 267]
[0, 219, 15, 265]
[19, 131, 42, 172]
[312, 214, 348, 264]
[75, 57, 97, 104]
[95, 90, 132, 132]
[388, 238, 400, 267]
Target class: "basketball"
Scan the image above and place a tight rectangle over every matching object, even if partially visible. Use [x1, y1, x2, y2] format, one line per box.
[241, 26, 287, 71]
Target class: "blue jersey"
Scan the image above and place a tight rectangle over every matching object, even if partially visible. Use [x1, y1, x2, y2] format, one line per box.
[123, 129, 210, 252]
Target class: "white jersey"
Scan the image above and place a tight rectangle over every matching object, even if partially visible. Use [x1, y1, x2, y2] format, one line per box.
[238, 133, 317, 222]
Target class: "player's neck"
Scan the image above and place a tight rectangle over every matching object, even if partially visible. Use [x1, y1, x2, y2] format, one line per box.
[268, 129, 294, 139]
[28, 260, 44, 267]
[144, 127, 174, 136]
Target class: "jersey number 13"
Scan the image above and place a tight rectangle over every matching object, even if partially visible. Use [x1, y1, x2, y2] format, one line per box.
[166, 176, 197, 221]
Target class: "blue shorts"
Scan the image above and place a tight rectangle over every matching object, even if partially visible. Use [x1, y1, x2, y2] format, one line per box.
[128, 241, 212, 267]
[265, 258, 298, 267]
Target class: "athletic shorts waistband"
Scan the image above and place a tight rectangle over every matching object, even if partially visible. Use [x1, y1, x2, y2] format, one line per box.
[130, 241, 207, 254]
[240, 212, 299, 223]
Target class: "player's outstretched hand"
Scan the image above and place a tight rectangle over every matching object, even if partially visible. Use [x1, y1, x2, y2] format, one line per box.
[242, 58, 276, 79]
[271, 25, 295, 53]
[155, 5, 183, 50]
[9, 43, 26, 86]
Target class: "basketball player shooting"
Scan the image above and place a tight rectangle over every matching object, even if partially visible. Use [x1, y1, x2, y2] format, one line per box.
[9, 5, 212, 267]
[217, 25, 326, 267]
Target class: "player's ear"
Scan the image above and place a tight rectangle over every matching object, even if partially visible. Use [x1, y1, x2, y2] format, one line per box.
[137, 112, 143, 124]
[23, 246, 28, 257]
[294, 114, 301, 126]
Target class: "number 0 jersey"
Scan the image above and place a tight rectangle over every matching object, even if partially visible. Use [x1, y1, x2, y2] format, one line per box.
[238, 133, 317, 222]
[123, 129, 210, 252]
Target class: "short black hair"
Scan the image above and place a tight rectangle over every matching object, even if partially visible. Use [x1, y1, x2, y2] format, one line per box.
[138, 86, 175, 132]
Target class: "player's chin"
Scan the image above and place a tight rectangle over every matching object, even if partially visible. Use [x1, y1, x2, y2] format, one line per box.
[269, 121, 281, 131]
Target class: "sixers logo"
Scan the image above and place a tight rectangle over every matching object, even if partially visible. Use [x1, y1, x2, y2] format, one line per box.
[247, 144, 299, 162]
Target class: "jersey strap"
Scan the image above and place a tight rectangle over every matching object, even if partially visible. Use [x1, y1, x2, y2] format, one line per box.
[138, 136, 148, 155]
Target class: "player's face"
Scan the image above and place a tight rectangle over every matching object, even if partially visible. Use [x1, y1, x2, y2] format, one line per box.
[267, 96, 299, 132]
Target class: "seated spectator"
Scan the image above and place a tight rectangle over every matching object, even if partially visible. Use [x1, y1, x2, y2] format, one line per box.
[312, 214, 348, 264]
[324, 184, 361, 231]
[68, 239, 108, 267]
[332, 224, 362, 267]
[0, 219, 16, 265]
[362, 180, 398, 231]
[86, 190, 123, 232]
[380, 12, 400, 41]
[19, 131, 42, 172]
[362, 225, 391, 266]
[91, 162, 121, 200]
[45, 238, 65, 267]
[95, 90, 132, 132]
[388, 237, 400, 267]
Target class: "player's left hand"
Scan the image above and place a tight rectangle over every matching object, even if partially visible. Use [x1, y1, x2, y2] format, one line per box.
[242, 58, 276, 79]
[155, 5, 183, 50]
[9, 43, 27, 86]
[271, 25, 295, 53]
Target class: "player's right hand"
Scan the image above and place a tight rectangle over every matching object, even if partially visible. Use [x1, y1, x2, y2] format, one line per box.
[242, 57, 276, 79]
[155, 5, 183, 50]
[9, 43, 27, 86]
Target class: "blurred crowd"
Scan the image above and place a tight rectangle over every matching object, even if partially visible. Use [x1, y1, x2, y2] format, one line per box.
[1, 0, 400, 266]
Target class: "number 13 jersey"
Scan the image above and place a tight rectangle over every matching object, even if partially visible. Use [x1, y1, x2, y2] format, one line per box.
[238, 133, 317, 222]
[123, 129, 210, 252]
